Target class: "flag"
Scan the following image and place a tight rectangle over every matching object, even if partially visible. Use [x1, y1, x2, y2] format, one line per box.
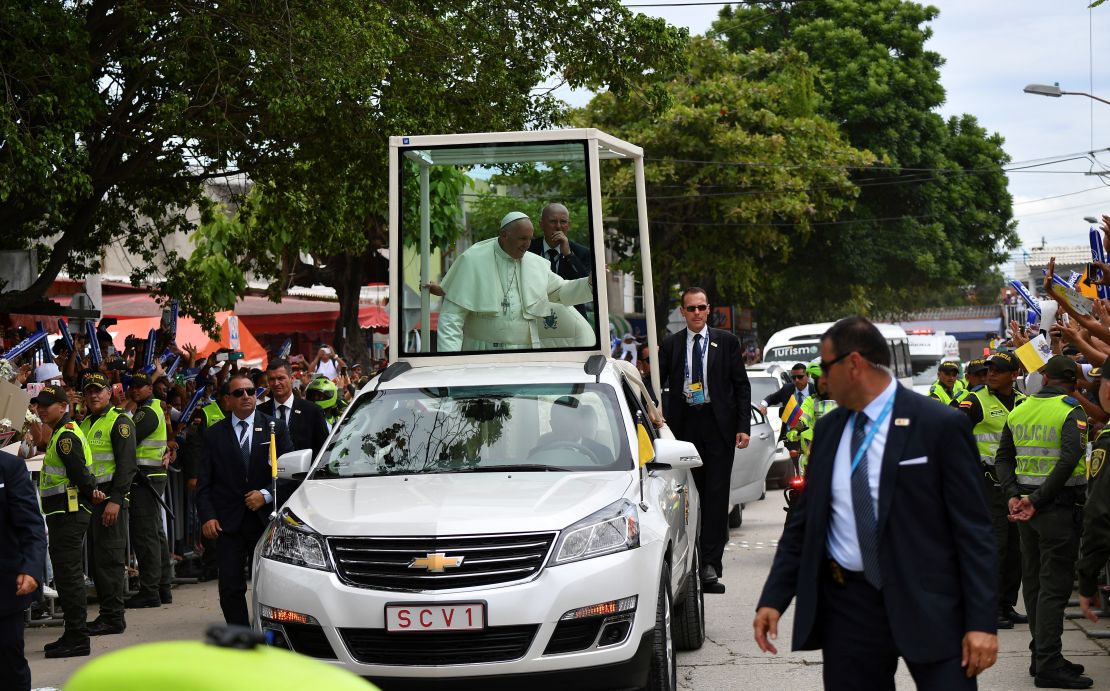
[271, 426, 279, 478]
[1014, 334, 1051, 373]
[780, 395, 803, 429]
[637, 423, 655, 466]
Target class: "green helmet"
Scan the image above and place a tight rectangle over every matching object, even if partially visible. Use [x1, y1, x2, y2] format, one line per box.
[67, 625, 376, 691]
[806, 360, 822, 379]
[306, 376, 338, 410]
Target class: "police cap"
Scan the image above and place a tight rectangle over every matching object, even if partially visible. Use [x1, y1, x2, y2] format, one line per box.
[83, 373, 110, 391]
[30, 384, 67, 406]
[1042, 355, 1079, 382]
[966, 358, 989, 375]
[988, 352, 1020, 372]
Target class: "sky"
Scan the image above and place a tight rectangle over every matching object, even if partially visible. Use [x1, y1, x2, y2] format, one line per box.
[563, 1, 1110, 259]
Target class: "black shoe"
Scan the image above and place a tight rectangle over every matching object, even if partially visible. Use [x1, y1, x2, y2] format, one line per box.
[159, 586, 172, 604]
[698, 565, 719, 584]
[1003, 605, 1029, 624]
[43, 635, 66, 652]
[43, 639, 90, 659]
[1034, 666, 1093, 689]
[996, 613, 1013, 629]
[88, 619, 126, 636]
[124, 593, 161, 609]
[702, 580, 726, 594]
[1031, 659, 1087, 678]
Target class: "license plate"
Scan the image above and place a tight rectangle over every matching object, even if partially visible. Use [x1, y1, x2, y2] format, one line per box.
[385, 603, 485, 632]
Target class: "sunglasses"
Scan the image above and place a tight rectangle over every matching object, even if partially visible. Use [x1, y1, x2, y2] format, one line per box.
[792, 374, 808, 380]
[819, 351, 853, 374]
[684, 304, 709, 313]
[230, 387, 255, 398]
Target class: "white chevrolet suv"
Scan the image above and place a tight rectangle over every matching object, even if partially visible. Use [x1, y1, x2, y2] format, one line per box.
[253, 358, 704, 690]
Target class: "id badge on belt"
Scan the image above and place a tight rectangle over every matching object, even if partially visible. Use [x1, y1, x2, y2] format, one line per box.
[685, 382, 706, 406]
[66, 486, 79, 513]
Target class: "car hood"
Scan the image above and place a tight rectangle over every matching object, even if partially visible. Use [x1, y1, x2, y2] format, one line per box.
[287, 472, 634, 536]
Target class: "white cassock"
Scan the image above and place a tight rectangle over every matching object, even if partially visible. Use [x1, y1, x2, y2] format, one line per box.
[437, 238, 595, 351]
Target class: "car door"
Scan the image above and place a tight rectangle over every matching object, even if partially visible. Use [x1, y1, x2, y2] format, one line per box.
[620, 378, 693, 580]
[729, 406, 776, 505]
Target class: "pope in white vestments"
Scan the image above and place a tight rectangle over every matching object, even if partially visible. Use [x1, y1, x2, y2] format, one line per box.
[437, 212, 596, 352]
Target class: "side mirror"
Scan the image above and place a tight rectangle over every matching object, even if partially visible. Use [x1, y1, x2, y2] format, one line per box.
[276, 449, 313, 480]
[648, 438, 702, 470]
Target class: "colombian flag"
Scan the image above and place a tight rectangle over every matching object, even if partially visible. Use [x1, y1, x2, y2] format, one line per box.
[781, 395, 803, 429]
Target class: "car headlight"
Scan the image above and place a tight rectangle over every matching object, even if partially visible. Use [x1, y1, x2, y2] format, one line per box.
[261, 510, 331, 571]
[549, 499, 639, 566]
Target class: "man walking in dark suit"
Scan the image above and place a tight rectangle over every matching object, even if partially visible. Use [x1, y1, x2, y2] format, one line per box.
[197, 372, 293, 626]
[753, 316, 998, 689]
[760, 362, 816, 443]
[0, 449, 47, 691]
[659, 286, 751, 594]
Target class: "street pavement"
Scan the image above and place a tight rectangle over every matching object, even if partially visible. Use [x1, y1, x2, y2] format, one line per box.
[25, 492, 1110, 689]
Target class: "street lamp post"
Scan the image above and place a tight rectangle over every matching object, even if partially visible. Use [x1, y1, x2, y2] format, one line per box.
[1024, 82, 1110, 107]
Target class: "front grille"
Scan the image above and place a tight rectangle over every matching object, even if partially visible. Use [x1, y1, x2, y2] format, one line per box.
[544, 617, 604, 654]
[339, 625, 539, 665]
[282, 622, 337, 659]
[328, 532, 557, 591]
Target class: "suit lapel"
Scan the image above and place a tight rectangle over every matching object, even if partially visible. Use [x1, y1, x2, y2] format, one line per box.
[877, 386, 911, 536]
[705, 328, 717, 379]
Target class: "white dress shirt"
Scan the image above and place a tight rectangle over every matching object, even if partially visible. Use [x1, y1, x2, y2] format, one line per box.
[684, 326, 711, 401]
[273, 395, 295, 426]
[826, 376, 897, 571]
[231, 411, 272, 505]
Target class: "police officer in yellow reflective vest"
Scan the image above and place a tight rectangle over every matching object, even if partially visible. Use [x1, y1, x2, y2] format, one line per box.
[79, 372, 137, 636]
[124, 371, 172, 608]
[1077, 362, 1110, 626]
[954, 352, 1027, 632]
[953, 358, 989, 404]
[995, 355, 1092, 688]
[30, 384, 104, 658]
[786, 361, 837, 476]
[929, 359, 966, 405]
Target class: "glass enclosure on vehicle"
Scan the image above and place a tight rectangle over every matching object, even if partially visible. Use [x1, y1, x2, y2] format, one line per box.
[311, 384, 632, 478]
[389, 130, 662, 396]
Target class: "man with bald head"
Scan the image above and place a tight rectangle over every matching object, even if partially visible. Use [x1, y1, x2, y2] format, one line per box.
[529, 203, 593, 318]
[436, 211, 595, 352]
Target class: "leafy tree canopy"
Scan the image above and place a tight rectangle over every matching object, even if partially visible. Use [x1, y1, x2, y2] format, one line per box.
[3, 1, 687, 356]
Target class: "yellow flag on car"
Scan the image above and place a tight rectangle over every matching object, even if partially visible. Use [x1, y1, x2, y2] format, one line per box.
[637, 423, 655, 466]
[270, 428, 278, 478]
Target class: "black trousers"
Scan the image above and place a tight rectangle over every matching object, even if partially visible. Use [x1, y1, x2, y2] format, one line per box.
[0, 610, 30, 691]
[684, 407, 733, 576]
[820, 567, 976, 690]
[216, 518, 265, 626]
[985, 479, 1021, 610]
[46, 511, 90, 640]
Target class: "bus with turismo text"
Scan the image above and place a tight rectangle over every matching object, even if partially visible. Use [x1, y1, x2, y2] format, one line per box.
[760, 322, 913, 387]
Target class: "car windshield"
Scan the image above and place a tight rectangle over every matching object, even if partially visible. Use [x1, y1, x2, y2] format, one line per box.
[311, 383, 631, 478]
[748, 377, 783, 403]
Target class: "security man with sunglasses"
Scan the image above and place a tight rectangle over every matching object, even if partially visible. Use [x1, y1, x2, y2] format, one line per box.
[660, 287, 751, 595]
[197, 373, 293, 626]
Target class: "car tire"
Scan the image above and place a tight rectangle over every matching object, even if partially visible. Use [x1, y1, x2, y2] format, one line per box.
[643, 563, 677, 691]
[673, 547, 705, 651]
[728, 503, 743, 528]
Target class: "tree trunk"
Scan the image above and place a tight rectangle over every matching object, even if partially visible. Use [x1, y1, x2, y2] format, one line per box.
[332, 254, 370, 369]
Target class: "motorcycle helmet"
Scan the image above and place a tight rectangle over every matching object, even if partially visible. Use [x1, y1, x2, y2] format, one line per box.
[305, 376, 338, 411]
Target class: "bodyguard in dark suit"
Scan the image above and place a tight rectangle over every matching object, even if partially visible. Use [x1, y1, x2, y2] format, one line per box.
[197, 373, 293, 626]
[761, 363, 817, 442]
[258, 359, 328, 503]
[754, 317, 998, 689]
[0, 450, 47, 691]
[659, 287, 751, 592]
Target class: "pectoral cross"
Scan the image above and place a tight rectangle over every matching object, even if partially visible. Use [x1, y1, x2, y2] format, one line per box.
[501, 296, 510, 314]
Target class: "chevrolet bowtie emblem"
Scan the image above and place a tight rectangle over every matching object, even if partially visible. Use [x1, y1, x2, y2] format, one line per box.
[409, 552, 464, 573]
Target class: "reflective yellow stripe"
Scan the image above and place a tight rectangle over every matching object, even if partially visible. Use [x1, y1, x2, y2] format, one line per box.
[139, 439, 167, 448]
[91, 453, 114, 461]
[136, 458, 164, 468]
[40, 485, 69, 497]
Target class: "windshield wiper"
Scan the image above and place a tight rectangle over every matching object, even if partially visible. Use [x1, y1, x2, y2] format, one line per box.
[455, 464, 574, 473]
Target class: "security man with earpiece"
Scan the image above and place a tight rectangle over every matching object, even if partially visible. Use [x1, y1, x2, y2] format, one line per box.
[995, 355, 1091, 688]
[955, 352, 1026, 632]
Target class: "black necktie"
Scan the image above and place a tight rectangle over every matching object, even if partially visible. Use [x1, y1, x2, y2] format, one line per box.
[238, 420, 251, 470]
[281, 405, 289, 426]
[547, 248, 559, 272]
[691, 334, 704, 385]
[850, 412, 882, 588]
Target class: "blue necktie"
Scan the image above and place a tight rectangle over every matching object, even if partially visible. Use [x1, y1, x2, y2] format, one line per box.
[238, 420, 251, 471]
[691, 334, 704, 385]
[850, 412, 882, 588]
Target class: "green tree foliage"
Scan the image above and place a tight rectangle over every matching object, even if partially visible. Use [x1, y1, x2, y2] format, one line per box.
[2, 1, 686, 360]
[464, 162, 591, 246]
[712, 0, 1017, 333]
[576, 37, 874, 331]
